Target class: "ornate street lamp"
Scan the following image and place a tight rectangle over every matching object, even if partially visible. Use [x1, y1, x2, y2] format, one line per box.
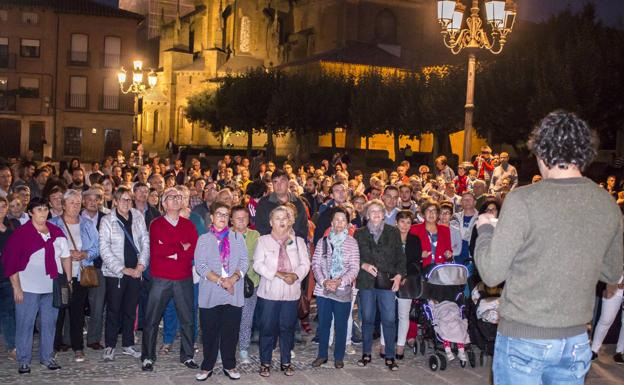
[118, 60, 158, 141]
[436, 0, 517, 161]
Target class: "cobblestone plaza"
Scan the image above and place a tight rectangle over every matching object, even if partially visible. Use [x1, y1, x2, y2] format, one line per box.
[1, 331, 622, 385]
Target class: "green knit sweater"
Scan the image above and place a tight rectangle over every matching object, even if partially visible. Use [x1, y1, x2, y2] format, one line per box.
[475, 177, 623, 339]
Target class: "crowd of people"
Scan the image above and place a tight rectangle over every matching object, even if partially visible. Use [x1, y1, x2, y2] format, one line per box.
[0, 110, 622, 383]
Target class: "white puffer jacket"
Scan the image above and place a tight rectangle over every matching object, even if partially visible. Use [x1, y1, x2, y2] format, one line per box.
[99, 208, 150, 278]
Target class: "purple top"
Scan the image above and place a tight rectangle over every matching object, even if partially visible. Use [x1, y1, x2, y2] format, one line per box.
[2, 220, 66, 279]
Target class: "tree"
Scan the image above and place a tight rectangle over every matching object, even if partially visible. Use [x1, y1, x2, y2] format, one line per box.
[475, 4, 624, 151]
[349, 71, 386, 156]
[418, 68, 465, 159]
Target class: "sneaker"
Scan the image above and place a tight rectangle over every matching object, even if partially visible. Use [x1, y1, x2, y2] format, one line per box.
[183, 359, 199, 369]
[591, 351, 598, 361]
[122, 346, 142, 359]
[614, 352, 624, 365]
[445, 348, 455, 362]
[8, 348, 16, 361]
[142, 359, 154, 371]
[196, 370, 213, 381]
[290, 350, 296, 359]
[345, 345, 357, 355]
[18, 364, 30, 374]
[41, 358, 61, 370]
[457, 349, 468, 362]
[223, 368, 241, 380]
[103, 347, 115, 362]
[74, 350, 86, 362]
[239, 350, 251, 364]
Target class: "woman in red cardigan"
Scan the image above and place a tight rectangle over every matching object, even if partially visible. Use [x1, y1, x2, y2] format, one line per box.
[409, 200, 452, 267]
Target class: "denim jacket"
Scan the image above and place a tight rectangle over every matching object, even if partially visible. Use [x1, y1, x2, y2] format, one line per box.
[48, 215, 100, 275]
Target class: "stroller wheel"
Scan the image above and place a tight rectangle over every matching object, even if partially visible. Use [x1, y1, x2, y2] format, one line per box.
[468, 350, 476, 368]
[479, 351, 485, 367]
[429, 354, 441, 371]
[437, 353, 447, 371]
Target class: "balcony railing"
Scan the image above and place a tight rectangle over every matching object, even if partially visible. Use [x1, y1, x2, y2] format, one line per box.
[0, 95, 17, 111]
[0, 54, 16, 69]
[67, 51, 90, 66]
[102, 53, 121, 68]
[66, 93, 88, 109]
[99, 94, 134, 113]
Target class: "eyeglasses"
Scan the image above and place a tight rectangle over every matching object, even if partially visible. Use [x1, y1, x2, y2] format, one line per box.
[214, 211, 230, 218]
[118, 197, 133, 204]
[164, 195, 183, 201]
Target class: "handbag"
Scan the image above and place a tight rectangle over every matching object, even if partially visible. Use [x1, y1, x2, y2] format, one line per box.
[52, 273, 71, 309]
[62, 217, 99, 288]
[244, 275, 254, 298]
[374, 271, 394, 290]
[397, 274, 423, 299]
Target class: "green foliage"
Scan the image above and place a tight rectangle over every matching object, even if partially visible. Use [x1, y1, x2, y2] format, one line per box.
[475, 4, 624, 148]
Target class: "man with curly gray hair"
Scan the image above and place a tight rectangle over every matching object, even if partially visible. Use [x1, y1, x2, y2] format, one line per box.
[474, 110, 622, 385]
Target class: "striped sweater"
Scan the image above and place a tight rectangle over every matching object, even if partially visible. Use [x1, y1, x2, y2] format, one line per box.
[311, 235, 360, 299]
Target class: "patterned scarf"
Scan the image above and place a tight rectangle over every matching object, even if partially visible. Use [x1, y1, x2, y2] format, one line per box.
[210, 225, 230, 272]
[328, 228, 348, 278]
[271, 232, 293, 273]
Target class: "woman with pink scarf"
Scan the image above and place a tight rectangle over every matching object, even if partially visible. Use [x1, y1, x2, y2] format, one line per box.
[194, 202, 247, 381]
[253, 205, 310, 378]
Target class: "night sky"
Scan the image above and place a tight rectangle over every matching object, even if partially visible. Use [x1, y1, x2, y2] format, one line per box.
[518, 0, 624, 27]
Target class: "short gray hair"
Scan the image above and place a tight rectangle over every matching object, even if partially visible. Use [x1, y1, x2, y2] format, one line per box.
[63, 189, 83, 203]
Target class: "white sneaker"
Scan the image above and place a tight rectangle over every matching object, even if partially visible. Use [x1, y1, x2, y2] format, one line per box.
[103, 347, 115, 361]
[122, 346, 142, 359]
[239, 350, 251, 364]
[291, 350, 296, 359]
[457, 349, 467, 362]
[345, 345, 356, 355]
[445, 348, 455, 361]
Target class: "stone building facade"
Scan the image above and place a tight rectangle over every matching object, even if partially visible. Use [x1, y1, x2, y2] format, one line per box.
[0, 0, 141, 161]
[139, 0, 488, 160]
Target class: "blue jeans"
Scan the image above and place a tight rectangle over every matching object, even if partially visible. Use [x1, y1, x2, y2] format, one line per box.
[15, 292, 58, 365]
[257, 297, 298, 365]
[493, 332, 592, 385]
[163, 283, 199, 344]
[0, 283, 16, 350]
[359, 289, 397, 359]
[316, 296, 351, 361]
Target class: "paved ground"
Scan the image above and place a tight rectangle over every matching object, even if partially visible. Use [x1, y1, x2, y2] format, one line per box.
[1, 331, 622, 385]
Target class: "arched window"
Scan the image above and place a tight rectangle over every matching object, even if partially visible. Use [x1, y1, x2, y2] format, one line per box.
[239, 16, 251, 53]
[374, 9, 397, 44]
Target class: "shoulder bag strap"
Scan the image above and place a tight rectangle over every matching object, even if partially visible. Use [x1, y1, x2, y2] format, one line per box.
[61, 216, 78, 251]
[116, 218, 140, 255]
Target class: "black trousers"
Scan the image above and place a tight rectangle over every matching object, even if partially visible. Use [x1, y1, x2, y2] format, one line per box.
[200, 305, 242, 371]
[54, 278, 89, 351]
[141, 277, 194, 363]
[104, 276, 141, 348]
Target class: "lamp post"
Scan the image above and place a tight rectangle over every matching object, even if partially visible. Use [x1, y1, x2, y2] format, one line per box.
[118, 60, 158, 142]
[436, 0, 517, 161]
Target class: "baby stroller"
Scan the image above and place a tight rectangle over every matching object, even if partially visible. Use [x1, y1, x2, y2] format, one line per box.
[413, 263, 476, 371]
[467, 281, 503, 366]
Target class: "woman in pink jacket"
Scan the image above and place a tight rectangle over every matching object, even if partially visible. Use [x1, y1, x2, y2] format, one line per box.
[253, 205, 310, 378]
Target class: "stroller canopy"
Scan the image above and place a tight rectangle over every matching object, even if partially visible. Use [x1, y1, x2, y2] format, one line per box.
[426, 264, 468, 286]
